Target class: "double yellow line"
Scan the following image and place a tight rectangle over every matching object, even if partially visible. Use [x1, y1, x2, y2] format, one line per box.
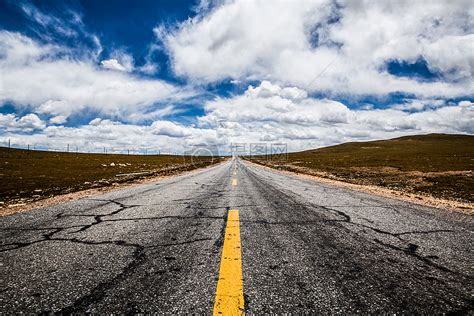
[213, 210, 244, 315]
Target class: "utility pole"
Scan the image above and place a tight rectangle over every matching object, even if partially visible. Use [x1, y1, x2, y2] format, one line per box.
[8, 139, 10, 149]
[76, 146, 78, 154]
[67, 144, 69, 153]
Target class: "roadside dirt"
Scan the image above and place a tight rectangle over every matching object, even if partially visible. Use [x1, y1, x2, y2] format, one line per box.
[248, 161, 473, 215]
[0, 161, 226, 217]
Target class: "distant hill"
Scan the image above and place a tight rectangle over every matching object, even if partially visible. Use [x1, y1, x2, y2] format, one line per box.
[299, 134, 473, 172]
[248, 134, 473, 203]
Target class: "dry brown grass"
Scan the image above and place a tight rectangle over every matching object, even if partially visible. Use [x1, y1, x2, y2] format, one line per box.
[246, 134, 473, 204]
[0, 147, 222, 207]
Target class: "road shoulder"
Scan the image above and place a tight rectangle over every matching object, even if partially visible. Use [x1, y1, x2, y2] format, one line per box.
[0, 160, 228, 217]
[244, 159, 473, 215]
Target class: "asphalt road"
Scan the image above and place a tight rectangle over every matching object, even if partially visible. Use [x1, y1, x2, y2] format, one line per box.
[1, 158, 472, 313]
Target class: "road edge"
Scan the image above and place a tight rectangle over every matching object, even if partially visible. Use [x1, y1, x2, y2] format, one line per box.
[244, 159, 473, 215]
[0, 159, 229, 217]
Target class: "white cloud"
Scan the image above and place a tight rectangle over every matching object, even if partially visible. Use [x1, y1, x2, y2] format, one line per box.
[101, 50, 135, 72]
[1, 81, 472, 153]
[459, 100, 474, 107]
[0, 114, 221, 153]
[197, 81, 474, 151]
[1, 2, 472, 153]
[246, 80, 307, 100]
[20, 2, 78, 37]
[17, 2, 103, 61]
[162, 0, 474, 97]
[49, 115, 67, 124]
[138, 62, 159, 75]
[137, 43, 162, 75]
[392, 99, 446, 111]
[0, 31, 193, 121]
[0, 113, 45, 132]
[101, 59, 128, 72]
[151, 120, 192, 137]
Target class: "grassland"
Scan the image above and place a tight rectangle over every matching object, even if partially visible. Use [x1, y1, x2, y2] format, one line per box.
[245, 134, 473, 204]
[0, 148, 222, 207]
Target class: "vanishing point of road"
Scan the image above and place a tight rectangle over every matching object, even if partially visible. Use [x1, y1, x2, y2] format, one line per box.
[1, 158, 472, 313]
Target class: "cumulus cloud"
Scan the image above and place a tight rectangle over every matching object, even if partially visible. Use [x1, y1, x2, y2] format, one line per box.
[101, 59, 129, 71]
[197, 81, 474, 150]
[0, 114, 221, 153]
[49, 115, 67, 124]
[246, 81, 308, 100]
[101, 50, 135, 72]
[163, 0, 474, 97]
[151, 120, 192, 137]
[1, 81, 472, 152]
[0, 31, 192, 121]
[0, 113, 46, 132]
[1, 2, 472, 153]
[391, 99, 447, 111]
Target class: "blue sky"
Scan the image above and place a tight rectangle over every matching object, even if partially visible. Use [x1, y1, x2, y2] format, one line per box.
[0, 0, 473, 153]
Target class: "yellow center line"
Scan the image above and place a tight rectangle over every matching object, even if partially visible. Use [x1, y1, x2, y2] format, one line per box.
[232, 179, 237, 186]
[214, 210, 244, 315]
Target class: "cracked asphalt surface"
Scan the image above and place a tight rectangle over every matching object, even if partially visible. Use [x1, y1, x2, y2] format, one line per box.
[1, 158, 473, 313]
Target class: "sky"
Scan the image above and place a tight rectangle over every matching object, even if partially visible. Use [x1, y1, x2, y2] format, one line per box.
[0, 0, 473, 154]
